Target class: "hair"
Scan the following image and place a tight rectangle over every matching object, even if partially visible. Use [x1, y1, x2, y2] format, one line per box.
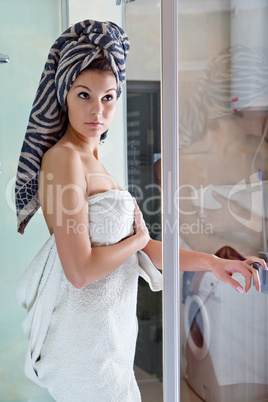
[85, 55, 115, 76]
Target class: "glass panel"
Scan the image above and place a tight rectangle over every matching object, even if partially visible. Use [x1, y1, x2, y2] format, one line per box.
[125, 2, 163, 401]
[0, 1, 61, 400]
[178, 1, 268, 401]
[69, 2, 165, 399]
[68, 1, 163, 401]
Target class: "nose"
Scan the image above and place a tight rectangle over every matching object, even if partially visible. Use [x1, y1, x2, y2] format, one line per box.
[91, 98, 103, 116]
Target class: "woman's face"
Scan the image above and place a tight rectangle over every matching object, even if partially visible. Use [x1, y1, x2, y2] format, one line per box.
[66, 69, 117, 141]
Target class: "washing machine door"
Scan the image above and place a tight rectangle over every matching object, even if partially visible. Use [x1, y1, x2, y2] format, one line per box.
[184, 294, 211, 360]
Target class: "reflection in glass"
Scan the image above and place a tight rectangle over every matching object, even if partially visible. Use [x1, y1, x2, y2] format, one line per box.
[127, 77, 163, 402]
[126, 2, 163, 400]
[179, 2, 268, 401]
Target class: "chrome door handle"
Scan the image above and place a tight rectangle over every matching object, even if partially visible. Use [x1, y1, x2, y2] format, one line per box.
[0, 53, 9, 63]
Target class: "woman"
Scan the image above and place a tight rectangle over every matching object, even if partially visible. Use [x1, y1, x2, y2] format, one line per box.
[15, 20, 266, 401]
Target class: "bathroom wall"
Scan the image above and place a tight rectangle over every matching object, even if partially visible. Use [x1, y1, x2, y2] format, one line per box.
[0, 1, 61, 400]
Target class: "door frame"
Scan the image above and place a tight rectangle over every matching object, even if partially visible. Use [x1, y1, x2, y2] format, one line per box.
[161, 0, 180, 400]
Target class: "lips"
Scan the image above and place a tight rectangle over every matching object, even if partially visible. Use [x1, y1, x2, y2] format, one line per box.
[86, 121, 103, 127]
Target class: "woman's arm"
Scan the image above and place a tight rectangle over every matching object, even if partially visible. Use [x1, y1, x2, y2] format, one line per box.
[141, 233, 267, 293]
[40, 147, 149, 289]
[179, 248, 267, 293]
[142, 239, 162, 270]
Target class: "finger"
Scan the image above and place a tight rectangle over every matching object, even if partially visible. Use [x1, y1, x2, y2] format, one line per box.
[250, 267, 261, 293]
[219, 271, 244, 293]
[244, 268, 254, 293]
[256, 258, 267, 271]
[132, 197, 139, 210]
[133, 206, 145, 228]
[245, 257, 268, 271]
[222, 260, 255, 293]
[136, 216, 144, 228]
[133, 200, 143, 222]
[239, 261, 260, 293]
[134, 210, 142, 226]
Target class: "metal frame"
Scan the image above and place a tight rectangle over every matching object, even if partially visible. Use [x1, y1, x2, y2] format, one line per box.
[61, 0, 69, 31]
[161, 0, 180, 400]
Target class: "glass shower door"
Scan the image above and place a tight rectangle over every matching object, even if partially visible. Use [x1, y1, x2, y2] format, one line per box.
[178, 1, 268, 401]
[125, 2, 163, 401]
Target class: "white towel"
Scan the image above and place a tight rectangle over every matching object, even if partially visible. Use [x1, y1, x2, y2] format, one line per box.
[16, 190, 162, 401]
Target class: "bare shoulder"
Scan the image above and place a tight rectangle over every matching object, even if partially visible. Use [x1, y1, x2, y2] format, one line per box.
[40, 144, 86, 192]
[42, 144, 81, 170]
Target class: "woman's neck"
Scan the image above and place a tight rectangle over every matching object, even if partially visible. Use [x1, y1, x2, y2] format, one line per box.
[59, 125, 101, 158]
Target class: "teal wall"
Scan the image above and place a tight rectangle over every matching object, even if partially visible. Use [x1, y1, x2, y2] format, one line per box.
[0, 1, 61, 400]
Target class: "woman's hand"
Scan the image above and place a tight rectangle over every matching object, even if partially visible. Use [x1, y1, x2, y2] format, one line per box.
[133, 198, 150, 249]
[210, 255, 267, 293]
[179, 248, 267, 293]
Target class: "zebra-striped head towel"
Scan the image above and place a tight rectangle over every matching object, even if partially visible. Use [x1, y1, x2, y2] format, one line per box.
[15, 20, 130, 234]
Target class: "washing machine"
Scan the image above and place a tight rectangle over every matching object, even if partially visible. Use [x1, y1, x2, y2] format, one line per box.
[182, 269, 268, 402]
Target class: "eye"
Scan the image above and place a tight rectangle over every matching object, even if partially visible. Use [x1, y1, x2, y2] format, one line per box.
[78, 92, 89, 99]
[103, 94, 114, 101]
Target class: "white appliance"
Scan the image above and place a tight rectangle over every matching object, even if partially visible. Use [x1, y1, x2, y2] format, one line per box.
[182, 271, 268, 402]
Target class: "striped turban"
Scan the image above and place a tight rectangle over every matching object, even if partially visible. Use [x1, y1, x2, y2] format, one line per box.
[15, 20, 130, 234]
